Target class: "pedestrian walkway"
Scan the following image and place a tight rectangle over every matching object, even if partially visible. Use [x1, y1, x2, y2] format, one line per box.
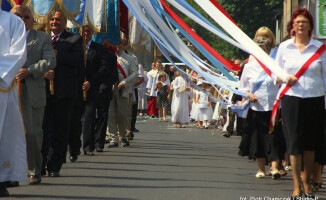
[7, 117, 326, 199]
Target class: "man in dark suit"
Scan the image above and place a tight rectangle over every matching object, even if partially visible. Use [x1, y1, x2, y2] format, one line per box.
[42, 10, 84, 177]
[11, 5, 56, 185]
[79, 24, 118, 155]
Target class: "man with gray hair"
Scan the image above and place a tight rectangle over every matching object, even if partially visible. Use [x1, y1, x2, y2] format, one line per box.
[11, 5, 56, 185]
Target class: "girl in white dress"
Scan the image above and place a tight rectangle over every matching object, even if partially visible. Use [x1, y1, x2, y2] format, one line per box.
[171, 71, 191, 128]
[138, 71, 148, 115]
[195, 83, 213, 129]
[190, 87, 201, 127]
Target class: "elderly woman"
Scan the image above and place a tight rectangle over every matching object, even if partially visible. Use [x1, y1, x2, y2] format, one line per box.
[238, 37, 281, 179]
[276, 8, 326, 199]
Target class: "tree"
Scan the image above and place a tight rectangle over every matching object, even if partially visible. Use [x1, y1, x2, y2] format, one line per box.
[169, 0, 283, 60]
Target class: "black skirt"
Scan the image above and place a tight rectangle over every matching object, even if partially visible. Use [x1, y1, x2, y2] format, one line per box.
[281, 95, 324, 155]
[238, 108, 283, 162]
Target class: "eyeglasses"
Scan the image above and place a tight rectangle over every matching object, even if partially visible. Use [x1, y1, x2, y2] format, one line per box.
[294, 20, 309, 25]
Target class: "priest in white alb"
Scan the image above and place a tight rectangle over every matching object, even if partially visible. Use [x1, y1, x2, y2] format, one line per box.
[0, 9, 27, 197]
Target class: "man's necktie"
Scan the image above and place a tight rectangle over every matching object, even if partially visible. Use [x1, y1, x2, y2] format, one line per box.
[51, 34, 58, 48]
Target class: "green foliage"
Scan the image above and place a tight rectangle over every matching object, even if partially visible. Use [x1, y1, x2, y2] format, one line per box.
[168, 0, 283, 60]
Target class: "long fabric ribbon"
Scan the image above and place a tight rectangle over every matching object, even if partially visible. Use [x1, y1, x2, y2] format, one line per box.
[269, 44, 326, 133]
[167, 0, 248, 53]
[194, 0, 288, 82]
[156, 0, 236, 80]
[159, 0, 241, 76]
[121, 0, 245, 100]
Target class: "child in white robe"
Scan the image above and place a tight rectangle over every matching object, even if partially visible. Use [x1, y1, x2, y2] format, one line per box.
[171, 71, 191, 128]
[195, 83, 213, 129]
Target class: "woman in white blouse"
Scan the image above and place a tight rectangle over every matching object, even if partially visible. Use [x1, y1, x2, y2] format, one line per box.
[238, 37, 281, 179]
[276, 8, 326, 199]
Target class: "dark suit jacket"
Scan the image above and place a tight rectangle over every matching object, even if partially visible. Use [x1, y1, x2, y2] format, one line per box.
[86, 41, 118, 100]
[53, 30, 84, 99]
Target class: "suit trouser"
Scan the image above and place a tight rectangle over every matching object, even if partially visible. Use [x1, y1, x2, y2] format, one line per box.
[68, 96, 84, 157]
[126, 92, 134, 138]
[131, 88, 139, 130]
[108, 89, 129, 143]
[82, 94, 99, 152]
[94, 89, 111, 149]
[21, 84, 45, 177]
[42, 96, 74, 173]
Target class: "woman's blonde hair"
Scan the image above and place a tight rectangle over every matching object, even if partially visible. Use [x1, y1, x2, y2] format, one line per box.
[255, 27, 276, 48]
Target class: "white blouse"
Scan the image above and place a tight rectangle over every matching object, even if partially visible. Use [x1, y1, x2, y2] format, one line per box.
[239, 60, 279, 111]
[275, 38, 326, 98]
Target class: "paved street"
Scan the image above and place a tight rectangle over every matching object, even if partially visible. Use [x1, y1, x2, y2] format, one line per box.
[6, 116, 326, 200]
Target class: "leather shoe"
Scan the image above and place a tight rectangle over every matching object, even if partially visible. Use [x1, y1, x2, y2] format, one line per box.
[4, 181, 19, 188]
[0, 185, 9, 197]
[69, 155, 78, 162]
[84, 151, 94, 156]
[130, 132, 134, 140]
[29, 176, 41, 185]
[41, 169, 46, 176]
[48, 171, 60, 177]
[131, 128, 139, 132]
[96, 147, 104, 152]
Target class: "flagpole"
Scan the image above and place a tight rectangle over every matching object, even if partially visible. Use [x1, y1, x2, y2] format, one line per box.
[82, 26, 87, 101]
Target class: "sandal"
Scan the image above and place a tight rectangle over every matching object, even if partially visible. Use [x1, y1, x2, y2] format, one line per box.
[256, 172, 265, 178]
[311, 180, 323, 191]
[271, 171, 281, 179]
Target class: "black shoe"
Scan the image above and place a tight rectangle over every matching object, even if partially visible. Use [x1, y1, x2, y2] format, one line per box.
[120, 139, 129, 147]
[131, 128, 139, 132]
[69, 155, 78, 162]
[96, 147, 104, 152]
[223, 132, 231, 138]
[48, 171, 60, 177]
[84, 151, 94, 156]
[28, 176, 41, 185]
[41, 169, 46, 176]
[130, 132, 134, 140]
[4, 181, 19, 188]
[0, 184, 9, 197]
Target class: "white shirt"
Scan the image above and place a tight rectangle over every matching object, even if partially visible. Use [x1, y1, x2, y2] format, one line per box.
[275, 38, 326, 98]
[239, 60, 279, 111]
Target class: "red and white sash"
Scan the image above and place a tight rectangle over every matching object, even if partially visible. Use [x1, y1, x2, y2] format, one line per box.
[117, 61, 128, 79]
[269, 44, 326, 133]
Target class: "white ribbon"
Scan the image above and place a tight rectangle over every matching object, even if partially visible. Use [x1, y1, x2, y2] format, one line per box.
[194, 0, 288, 82]
[166, 0, 249, 53]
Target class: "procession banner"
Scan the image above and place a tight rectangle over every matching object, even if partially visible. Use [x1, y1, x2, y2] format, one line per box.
[92, 0, 121, 46]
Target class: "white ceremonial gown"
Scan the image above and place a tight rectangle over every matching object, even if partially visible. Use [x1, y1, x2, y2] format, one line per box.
[171, 76, 191, 123]
[0, 9, 27, 182]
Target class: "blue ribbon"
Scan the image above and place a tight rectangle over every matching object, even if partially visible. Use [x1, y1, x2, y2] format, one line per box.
[122, 0, 247, 104]
[149, 0, 236, 81]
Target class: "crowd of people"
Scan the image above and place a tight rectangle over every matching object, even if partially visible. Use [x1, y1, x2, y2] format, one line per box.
[1, 5, 326, 199]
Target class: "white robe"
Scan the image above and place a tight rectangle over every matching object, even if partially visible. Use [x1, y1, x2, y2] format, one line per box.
[146, 70, 170, 97]
[171, 76, 190, 123]
[0, 9, 27, 182]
